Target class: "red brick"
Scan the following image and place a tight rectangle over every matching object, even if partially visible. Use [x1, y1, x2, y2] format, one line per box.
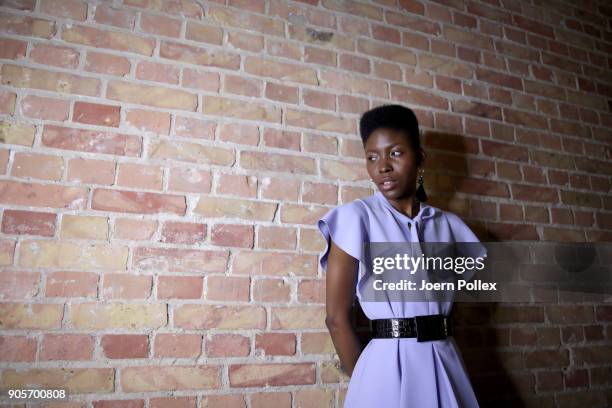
[174, 304, 266, 329]
[85, 52, 131, 76]
[298, 279, 325, 303]
[267, 39, 301, 60]
[2, 210, 56, 237]
[12, 152, 64, 181]
[120, 365, 219, 392]
[207, 334, 250, 357]
[73, 102, 120, 127]
[30, 43, 79, 69]
[102, 274, 152, 299]
[304, 46, 336, 66]
[158, 276, 203, 299]
[132, 247, 227, 274]
[211, 224, 254, 248]
[0, 271, 39, 300]
[500, 204, 523, 221]
[40, 334, 94, 360]
[40, 0, 87, 20]
[229, 363, 315, 387]
[186, 21, 223, 45]
[117, 163, 163, 190]
[2, 64, 100, 96]
[260, 129, 298, 152]
[257, 226, 296, 250]
[253, 278, 291, 302]
[481, 140, 529, 162]
[67, 158, 116, 185]
[227, 31, 264, 52]
[301, 332, 334, 354]
[265, 82, 298, 103]
[0, 38, 27, 60]
[63, 24, 154, 55]
[114, 218, 157, 241]
[154, 333, 202, 358]
[512, 15, 555, 38]
[168, 167, 212, 193]
[20, 95, 70, 120]
[225, 75, 262, 97]
[107, 80, 197, 111]
[255, 333, 295, 356]
[512, 184, 558, 203]
[182, 68, 220, 93]
[525, 349, 569, 368]
[201, 394, 246, 408]
[140, 13, 181, 37]
[124, 0, 202, 18]
[547, 305, 594, 324]
[251, 392, 291, 408]
[217, 123, 258, 145]
[43, 125, 141, 157]
[102, 334, 148, 359]
[46, 271, 98, 297]
[217, 174, 256, 199]
[0, 335, 36, 362]
[234, 250, 317, 276]
[93, 4, 137, 29]
[174, 116, 215, 140]
[487, 222, 539, 240]
[551, 208, 573, 225]
[0, 180, 87, 209]
[456, 178, 509, 198]
[160, 41, 240, 69]
[136, 61, 180, 84]
[160, 221, 206, 244]
[207, 276, 250, 302]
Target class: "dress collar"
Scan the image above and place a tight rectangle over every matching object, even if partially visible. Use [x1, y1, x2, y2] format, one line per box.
[375, 190, 437, 223]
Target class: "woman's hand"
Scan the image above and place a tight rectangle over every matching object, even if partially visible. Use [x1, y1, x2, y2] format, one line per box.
[324, 239, 362, 377]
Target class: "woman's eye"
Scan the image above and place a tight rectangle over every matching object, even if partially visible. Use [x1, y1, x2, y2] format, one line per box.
[391, 151, 402, 157]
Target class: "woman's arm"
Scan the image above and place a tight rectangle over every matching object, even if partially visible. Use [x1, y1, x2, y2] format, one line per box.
[324, 238, 362, 377]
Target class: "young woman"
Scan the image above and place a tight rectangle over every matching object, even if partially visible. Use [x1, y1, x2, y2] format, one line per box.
[318, 104, 486, 407]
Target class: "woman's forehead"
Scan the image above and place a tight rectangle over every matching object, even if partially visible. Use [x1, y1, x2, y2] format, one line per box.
[365, 130, 413, 150]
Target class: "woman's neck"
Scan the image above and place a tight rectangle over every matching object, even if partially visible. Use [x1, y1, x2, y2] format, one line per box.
[388, 194, 420, 219]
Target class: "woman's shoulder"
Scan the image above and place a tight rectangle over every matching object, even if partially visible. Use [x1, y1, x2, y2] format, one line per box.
[434, 206, 461, 223]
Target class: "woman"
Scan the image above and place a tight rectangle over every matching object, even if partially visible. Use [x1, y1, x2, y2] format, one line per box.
[318, 104, 486, 407]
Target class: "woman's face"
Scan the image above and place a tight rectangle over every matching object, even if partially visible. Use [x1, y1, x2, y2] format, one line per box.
[364, 127, 423, 199]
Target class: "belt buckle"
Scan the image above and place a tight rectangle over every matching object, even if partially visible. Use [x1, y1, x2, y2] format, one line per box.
[391, 318, 400, 338]
[414, 314, 447, 342]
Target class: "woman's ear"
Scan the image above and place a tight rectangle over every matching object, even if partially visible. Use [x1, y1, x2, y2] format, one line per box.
[417, 148, 426, 168]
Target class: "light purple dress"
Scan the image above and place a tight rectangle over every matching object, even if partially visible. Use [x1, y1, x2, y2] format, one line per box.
[318, 191, 486, 408]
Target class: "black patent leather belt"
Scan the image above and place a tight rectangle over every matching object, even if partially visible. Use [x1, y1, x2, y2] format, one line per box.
[371, 314, 453, 342]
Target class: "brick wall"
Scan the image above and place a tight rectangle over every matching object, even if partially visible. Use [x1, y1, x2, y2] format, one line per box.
[0, 0, 611, 407]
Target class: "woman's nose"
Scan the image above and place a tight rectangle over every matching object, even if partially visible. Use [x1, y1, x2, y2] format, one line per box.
[377, 158, 392, 173]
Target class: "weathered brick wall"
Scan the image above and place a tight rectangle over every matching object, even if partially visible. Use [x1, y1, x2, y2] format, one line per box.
[0, 0, 611, 407]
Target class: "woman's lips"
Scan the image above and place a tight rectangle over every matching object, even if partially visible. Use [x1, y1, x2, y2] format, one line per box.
[380, 180, 398, 191]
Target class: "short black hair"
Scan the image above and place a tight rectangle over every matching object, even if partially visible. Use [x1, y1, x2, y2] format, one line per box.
[359, 104, 422, 165]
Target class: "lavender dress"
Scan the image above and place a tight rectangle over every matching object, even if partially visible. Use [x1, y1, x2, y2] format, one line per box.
[318, 191, 486, 408]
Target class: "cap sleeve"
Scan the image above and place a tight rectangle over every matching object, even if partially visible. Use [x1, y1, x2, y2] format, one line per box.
[317, 202, 366, 274]
[445, 212, 488, 281]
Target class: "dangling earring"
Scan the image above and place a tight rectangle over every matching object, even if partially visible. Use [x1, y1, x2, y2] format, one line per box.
[415, 171, 428, 202]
